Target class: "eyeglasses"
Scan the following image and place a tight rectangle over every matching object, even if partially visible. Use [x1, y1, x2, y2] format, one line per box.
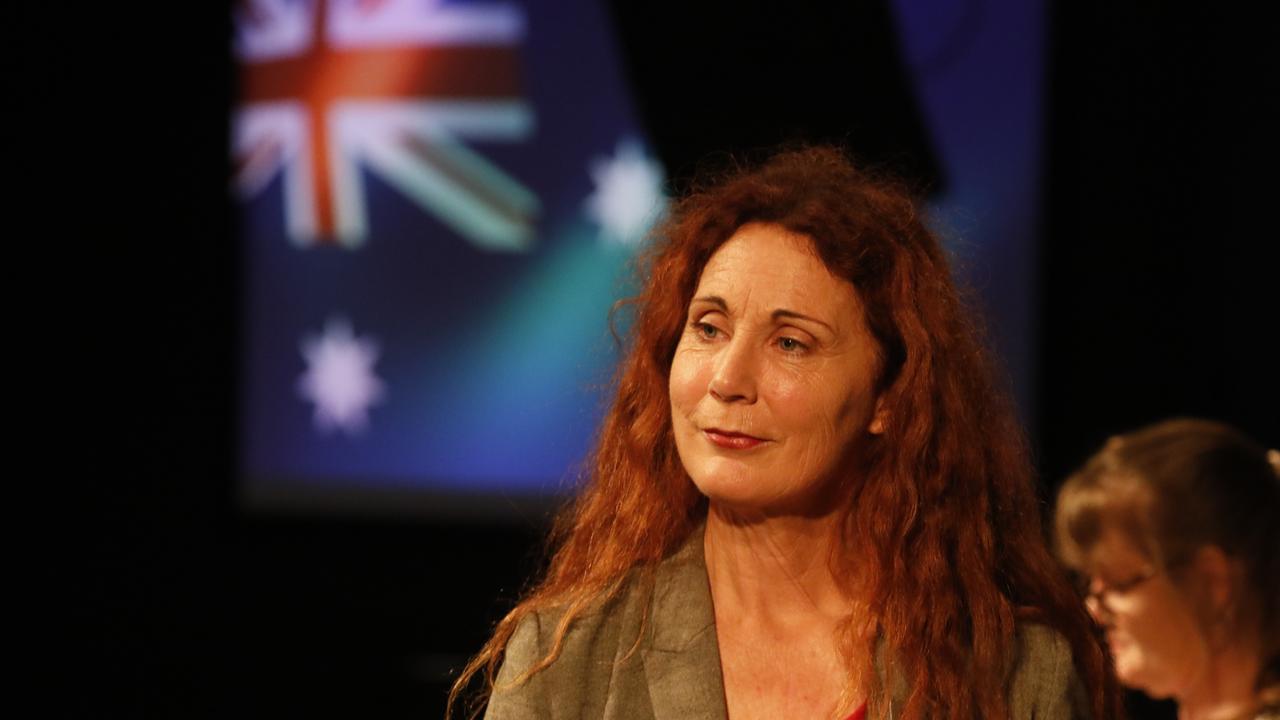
[1079, 568, 1160, 618]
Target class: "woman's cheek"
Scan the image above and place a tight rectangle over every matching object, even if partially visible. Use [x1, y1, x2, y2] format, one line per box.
[765, 369, 807, 410]
[668, 347, 707, 406]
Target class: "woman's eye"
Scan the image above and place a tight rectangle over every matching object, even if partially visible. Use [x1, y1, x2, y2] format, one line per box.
[778, 337, 808, 353]
[693, 322, 720, 339]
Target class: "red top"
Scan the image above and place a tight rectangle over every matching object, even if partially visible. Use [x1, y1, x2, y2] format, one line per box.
[845, 702, 867, 720]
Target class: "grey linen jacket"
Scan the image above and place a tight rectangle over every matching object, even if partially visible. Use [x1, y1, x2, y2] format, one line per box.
[486, 527, 1090, 720]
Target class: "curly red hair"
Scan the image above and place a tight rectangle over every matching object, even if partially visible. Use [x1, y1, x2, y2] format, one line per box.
[450, 145, 1118, 720]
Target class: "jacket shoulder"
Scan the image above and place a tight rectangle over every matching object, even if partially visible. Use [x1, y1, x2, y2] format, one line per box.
[484, 578, 655, 719]
[484, 527, 716, 720]
[1006, 623, 1091, 720]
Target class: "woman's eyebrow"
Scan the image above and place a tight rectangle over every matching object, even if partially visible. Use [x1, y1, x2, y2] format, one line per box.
[773, 309, 834, 333]
[691, 296, 834, 333]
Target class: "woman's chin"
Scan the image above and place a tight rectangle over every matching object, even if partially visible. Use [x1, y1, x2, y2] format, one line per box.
[1115, 659, 1176, 700]
[689, 462, 839, 518]
[699, 487, 773, 517]
[697, 481, 794, 518]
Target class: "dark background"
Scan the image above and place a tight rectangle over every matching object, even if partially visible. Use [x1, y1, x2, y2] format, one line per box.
[67, 2, 1275, 718]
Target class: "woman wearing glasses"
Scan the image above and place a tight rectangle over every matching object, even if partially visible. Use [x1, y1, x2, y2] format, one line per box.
[1055, 418, 1280, 720]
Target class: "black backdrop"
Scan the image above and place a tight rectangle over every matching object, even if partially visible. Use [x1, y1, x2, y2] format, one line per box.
[66, 2, 1276, 718]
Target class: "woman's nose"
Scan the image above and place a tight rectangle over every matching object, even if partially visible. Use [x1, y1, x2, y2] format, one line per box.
[708, 340, 757, 404]
[1083, 584, 1114, 627]
[1085, 594, 1106, 623]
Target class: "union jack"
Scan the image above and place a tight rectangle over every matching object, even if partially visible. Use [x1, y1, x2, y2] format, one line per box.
[233, 0, 539, 251]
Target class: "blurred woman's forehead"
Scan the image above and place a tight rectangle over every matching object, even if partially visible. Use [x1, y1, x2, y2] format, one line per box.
[1084, 526, 1154, 573]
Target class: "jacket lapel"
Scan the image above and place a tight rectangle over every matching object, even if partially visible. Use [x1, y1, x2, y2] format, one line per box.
[641, 527, 729, 720]
[636, 527, 910, 720]
[869, 636, 909, 720]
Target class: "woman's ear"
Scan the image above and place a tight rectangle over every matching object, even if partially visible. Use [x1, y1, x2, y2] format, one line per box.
[1190, 545, 1234, 610]
[1187, 545, 1241, 646]
[869, 396, 887, 435]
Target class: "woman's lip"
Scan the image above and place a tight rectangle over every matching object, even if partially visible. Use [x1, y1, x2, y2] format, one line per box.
[703, 429, 768, 449]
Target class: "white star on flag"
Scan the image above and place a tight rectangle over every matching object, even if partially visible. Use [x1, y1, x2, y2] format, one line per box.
[584, 140, 666, 246]
[297, 317, 386, 435]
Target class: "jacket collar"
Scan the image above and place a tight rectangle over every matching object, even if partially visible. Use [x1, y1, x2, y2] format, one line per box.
[641, 524, 729, 719]
[637, 523, 906, 720]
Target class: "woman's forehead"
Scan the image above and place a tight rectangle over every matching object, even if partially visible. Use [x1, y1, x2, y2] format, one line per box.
[694, 223, 859, 315]
[1084, 526, 1154, 576]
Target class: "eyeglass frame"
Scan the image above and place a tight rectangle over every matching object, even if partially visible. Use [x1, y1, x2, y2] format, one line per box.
[1081, 568, 1160, 615]
[1076, 556, 1194, 620]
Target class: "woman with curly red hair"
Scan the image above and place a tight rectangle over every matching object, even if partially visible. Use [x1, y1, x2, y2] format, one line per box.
[450, 145, 1118, 719]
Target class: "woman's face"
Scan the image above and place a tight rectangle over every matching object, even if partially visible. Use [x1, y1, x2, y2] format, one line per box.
[668, 222, 884, 516]
[1083, 529, 1210, 699]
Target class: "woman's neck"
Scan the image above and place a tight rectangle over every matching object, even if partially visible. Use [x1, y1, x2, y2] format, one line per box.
[702, 503, 869, 720]
[703, 502, 851, 626]
[1178, 645, 1261, 720]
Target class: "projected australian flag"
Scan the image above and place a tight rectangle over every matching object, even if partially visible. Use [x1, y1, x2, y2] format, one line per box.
[234, 0, 664, 504]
